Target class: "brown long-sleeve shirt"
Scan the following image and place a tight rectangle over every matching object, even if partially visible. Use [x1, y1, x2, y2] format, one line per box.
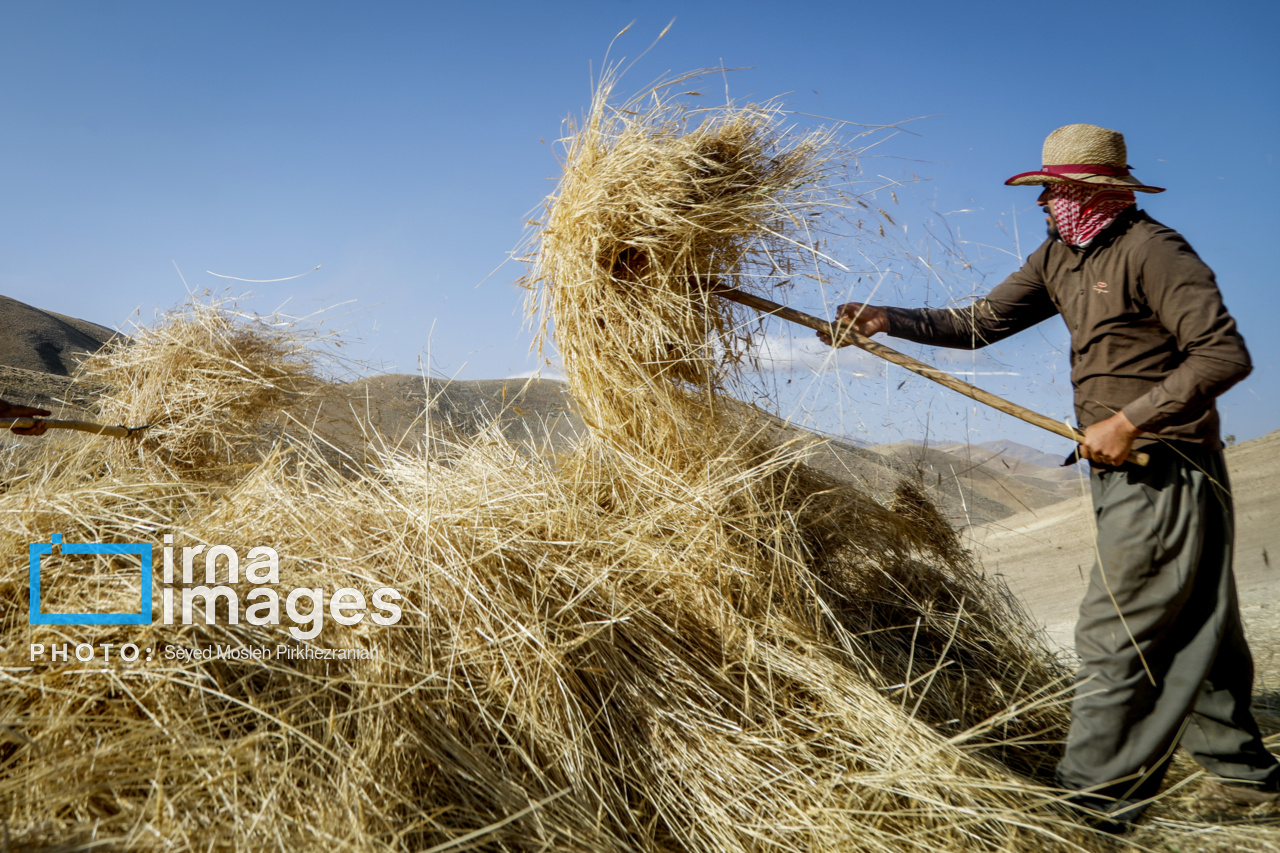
[882, 209, 1252, 450]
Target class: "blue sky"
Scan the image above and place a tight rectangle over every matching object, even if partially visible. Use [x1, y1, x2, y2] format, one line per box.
[1, 1, 1275, 449]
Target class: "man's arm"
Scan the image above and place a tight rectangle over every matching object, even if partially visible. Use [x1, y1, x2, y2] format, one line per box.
[1117, 233, 1252, 435]
[819, 255, 1058, 348]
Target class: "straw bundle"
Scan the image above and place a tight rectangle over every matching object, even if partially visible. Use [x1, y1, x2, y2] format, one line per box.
[523, 71, 845, 458]
[78, 294, 323, 480]
[3, 298, 1277, 851]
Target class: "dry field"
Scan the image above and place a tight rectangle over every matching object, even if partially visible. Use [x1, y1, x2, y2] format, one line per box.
[2, 69, 1278, 852]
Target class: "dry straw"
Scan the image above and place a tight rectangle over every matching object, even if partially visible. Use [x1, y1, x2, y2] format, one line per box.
[522, 68, 854, 461]
[1, 90, 1275, 853]
[81, 294, 324, 480]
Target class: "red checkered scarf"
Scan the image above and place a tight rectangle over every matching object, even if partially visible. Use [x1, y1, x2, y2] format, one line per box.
[1048, 183, 1136, 247]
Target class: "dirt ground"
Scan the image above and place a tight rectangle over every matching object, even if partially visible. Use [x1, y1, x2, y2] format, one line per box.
[967, 430, 1280, 673]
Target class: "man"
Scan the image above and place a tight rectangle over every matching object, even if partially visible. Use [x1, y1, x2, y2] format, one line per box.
[0, 398, 49, 436]
[820, 124, 1278, 829]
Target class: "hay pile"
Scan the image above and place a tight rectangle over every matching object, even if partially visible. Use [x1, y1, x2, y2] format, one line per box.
[3, 82, 1274, 853]
[518, 71, 1079, 772]
[1, 298, 1087, 852]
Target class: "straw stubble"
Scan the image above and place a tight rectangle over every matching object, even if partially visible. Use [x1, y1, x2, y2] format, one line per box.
[523, 70, 847, 462]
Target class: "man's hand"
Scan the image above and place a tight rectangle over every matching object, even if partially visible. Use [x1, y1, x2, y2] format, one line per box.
[818, 302, 890, 346]
[0, 399, 50, 436]
[1079, 411, 1141, 466]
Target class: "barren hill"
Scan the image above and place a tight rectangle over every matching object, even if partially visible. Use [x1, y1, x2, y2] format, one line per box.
[309, 373, 587, 453]
[0, 295, 118, 415]
[0, 295, 117, 376]
[869, 440, 1078, 520]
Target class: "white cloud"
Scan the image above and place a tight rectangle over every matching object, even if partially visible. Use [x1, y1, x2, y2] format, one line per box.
[945, 370, 1022, 376]
[741, 332, 886, 377]
[506, 365, 567, 381]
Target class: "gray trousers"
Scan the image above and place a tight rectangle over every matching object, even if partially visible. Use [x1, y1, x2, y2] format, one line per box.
[1056, 446, 1279, 816]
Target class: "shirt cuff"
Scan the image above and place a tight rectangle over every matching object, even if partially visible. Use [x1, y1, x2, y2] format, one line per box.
[882, 306, 913, 338]
[1120, 393, 1161, 433]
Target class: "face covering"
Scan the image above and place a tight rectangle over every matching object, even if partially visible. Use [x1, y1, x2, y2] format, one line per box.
[1047, 182, 1136, 247]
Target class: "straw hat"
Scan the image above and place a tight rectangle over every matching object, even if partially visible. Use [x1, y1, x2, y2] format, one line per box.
[1005, 124, 1165, 193]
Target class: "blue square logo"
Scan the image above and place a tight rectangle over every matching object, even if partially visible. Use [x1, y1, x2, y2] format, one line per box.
[30, 534, 153, 625]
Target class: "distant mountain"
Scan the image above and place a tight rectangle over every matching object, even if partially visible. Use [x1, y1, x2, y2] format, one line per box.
[867, 440, 1078, 524]
[0, 295, 117, 376]
[0, 294, 118, 414]
[867, 436, 1069, 468]
[971, 439, 1068, 469]
[308, 374, 586, 455]
[929, 441, 1082, 482]
[296, 376, 1056, 526]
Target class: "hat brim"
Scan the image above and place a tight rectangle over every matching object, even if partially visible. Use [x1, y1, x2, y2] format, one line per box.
[1005, 170, 1165, 193]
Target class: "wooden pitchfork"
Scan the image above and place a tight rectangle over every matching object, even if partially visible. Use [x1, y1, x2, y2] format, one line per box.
[714, 287, 1150, 467]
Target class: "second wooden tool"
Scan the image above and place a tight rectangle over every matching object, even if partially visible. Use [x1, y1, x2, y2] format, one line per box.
[0, 418, 150, 439]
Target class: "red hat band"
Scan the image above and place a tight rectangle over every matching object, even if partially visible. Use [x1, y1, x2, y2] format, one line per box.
[1039, 163, 1132, 178]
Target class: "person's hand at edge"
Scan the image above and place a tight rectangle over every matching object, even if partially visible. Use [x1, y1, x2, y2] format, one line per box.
[0, 399, 51, 436]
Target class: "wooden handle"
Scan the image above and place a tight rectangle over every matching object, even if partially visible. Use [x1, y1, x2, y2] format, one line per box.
[0, 418, 147, 439]
[714, 287, 1151, 467]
